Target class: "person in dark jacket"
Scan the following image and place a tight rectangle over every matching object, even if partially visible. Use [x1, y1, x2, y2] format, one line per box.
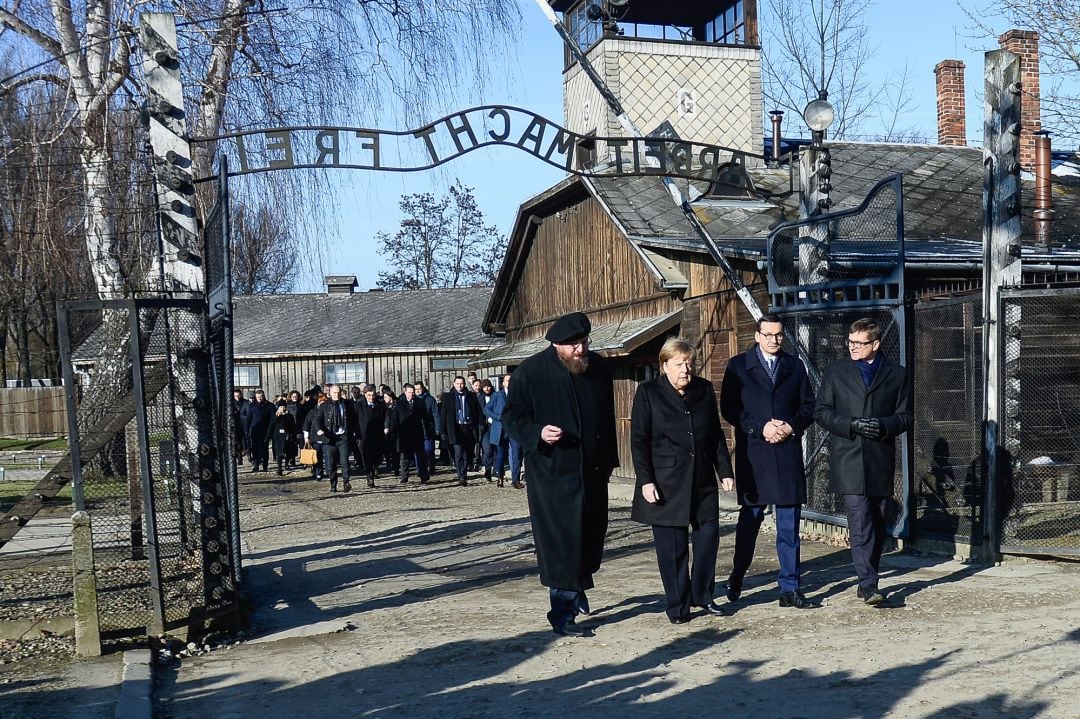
[315, 384, 355, 493]
[284, 390, 302, 468]
[386, 383, 435, 484]
[720, 314, 816, 609]
[478, 379, 498, 481]
[231, 389, 250, 465]
[483, 373, 520, 488]
[632, 337, 735, 624]
[381, 390, 400, 475]
[815, 317, 913, 605]
[414, 381, 440, 474]
[245, 389, 276, 473]
[303, 393, 327, 481]
[356, 387, 387, 487]
[502, 312, 618, 637]
[440, 376, 483, 486]
[271, 400, 298, 475]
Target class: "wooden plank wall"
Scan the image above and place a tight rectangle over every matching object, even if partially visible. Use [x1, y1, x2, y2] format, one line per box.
[0, 387, 67, 438]
[504, 196, 682, 341]
[233, 352, 505, 398]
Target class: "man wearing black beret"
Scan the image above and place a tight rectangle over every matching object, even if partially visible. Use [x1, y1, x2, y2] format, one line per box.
[502, 311, 619, 637]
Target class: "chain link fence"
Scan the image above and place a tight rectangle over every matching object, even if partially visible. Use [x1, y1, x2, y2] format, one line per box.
[911, 296, 984, 546]
[781, 307, 907, 524]
[60, 297, 241, 638]
[999, 289, 1080, 553]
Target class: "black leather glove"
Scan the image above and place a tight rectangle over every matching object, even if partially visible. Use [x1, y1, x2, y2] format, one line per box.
[850, 416, 886, 441]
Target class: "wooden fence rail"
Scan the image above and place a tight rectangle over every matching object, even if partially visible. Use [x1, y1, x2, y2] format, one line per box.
[0, 387, 67, 438]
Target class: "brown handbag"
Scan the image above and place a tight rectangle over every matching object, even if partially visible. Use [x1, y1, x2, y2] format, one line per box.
[299, 442, 319, 466]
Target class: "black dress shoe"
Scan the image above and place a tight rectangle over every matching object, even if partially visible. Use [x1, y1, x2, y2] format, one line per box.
[330, 483, 339, 493]
[343, 481, 351, 492]
[669, 616, 691, 625]
[400, 477, 409, 484]
[366, 478, 375, 488]
[778, 591, 814, 609]
[696, 602, 726, 616]
[553, 621, 591, 637]
[726, 577, 742, 602]
[857, 586, 885, 606]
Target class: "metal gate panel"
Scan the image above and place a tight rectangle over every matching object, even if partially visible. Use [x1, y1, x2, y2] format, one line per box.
[766, 174, 909, 533]
[911, 295, 984, 547]
[999, 288, 1080, 554]
[58, 295, 242, 638]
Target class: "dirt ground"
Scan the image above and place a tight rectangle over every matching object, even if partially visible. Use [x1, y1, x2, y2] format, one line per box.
[135, 465, 1079, 719]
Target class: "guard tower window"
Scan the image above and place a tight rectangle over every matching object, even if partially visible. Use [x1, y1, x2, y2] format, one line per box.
[704, 1, 745, 44]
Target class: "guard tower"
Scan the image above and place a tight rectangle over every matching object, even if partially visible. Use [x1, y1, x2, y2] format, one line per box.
[551, 0, 762, 165]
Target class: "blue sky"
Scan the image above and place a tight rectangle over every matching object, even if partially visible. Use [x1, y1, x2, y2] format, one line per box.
[317, 0, 1016, 292]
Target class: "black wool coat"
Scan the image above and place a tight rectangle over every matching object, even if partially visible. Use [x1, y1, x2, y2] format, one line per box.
[355, 401, 386, 453]
[245, 399, 276, 447]
[386, 397, 435, 453]
[270, 409, 297, 460]
[630, 376, 733, 528]
[502, 346, 619, 591]
[719, 349, 816, 506]
[814, 356, 913, 497]
[439, 390, 483, 445]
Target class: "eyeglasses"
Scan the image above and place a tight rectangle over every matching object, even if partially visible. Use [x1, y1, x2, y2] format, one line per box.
[847, 339, 876, 348]
[757, 332, 783, 341]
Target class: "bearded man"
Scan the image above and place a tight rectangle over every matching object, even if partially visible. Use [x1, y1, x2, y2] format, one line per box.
[502, 312, 618, 637]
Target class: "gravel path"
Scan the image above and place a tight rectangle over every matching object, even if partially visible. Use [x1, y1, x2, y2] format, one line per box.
[150, 467, 1080, 719]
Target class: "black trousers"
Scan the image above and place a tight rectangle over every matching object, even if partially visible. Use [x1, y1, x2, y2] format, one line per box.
[651, 519, 720, 620]
[451, 425, 476, 480]
[322, 439, 350, 482]
[399, 447, 430, 483]
[843, 494, 889, 590]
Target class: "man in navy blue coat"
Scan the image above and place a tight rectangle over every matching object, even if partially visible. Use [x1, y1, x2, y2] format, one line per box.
[720, 314, 816, 609]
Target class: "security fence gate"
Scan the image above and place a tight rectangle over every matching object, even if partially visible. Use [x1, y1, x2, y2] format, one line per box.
[910, 295, 985, 549]
[58, 296, 241, 639]
[56, 166, 239, 640]
[767, 175, 910, 534]
[997, 288, 1080, 554]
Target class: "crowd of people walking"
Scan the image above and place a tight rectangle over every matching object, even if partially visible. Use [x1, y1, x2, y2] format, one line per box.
[228, 310, 911, 636]
[230, 372, 524, 492]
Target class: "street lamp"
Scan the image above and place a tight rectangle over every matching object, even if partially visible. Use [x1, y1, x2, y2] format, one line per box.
[802, 91, 834, 147]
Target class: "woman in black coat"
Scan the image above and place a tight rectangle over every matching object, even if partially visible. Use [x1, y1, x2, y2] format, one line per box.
[631, 337, 735, 624]
[270, 400, 297, 475]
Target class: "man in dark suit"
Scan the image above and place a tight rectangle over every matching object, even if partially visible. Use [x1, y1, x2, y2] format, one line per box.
[440, 376, 483, 486]
[314, 383, 356, 493]
[502, 312, 618, 637]
[386, 383, 435, 485]
[720, 314, 816, 609]
[815, 318, 913, 605]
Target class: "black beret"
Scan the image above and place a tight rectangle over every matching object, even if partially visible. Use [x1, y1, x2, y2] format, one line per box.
[545, 312, 591, 344]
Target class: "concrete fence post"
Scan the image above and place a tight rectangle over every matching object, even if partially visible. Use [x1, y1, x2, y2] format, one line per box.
[71, 511, 102, 657]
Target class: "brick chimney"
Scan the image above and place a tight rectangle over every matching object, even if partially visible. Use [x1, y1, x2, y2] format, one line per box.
[998, 29, 1041, 171]
[934, 60, 966, 146]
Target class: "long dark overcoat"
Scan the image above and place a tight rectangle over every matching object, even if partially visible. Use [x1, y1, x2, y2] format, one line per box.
[386, 397, 435, 453]
[270, 409, 297, 460]
[245, 399, 276, 449]
[814, 356, 913, 496]
[355, 400, 386, 454]
[630, 376, 734, 527]
[719, 349, 815, 506]
[502, 346, 618, 591]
